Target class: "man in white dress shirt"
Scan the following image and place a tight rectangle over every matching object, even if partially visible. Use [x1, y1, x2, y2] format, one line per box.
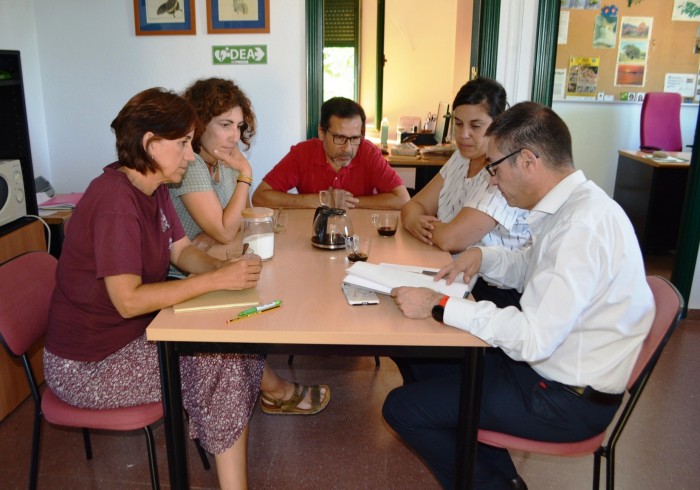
[384, 102, 655, 490]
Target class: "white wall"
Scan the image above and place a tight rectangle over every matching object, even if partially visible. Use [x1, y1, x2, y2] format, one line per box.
[0, 0, 51, 182]
[13, 0, 306, 193]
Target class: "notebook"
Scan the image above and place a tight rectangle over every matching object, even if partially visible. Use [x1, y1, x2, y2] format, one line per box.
[343, 262, 473, 299]
[173, 288, 260, 313]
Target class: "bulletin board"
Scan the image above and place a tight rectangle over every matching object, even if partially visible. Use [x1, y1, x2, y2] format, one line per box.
[556, 1, 700, 102]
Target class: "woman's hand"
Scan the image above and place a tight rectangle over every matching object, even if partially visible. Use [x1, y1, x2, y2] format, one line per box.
[435, 248, 482, 285]
[191, 232, 218, 252]
[214, 254, 262, 290]
[214, 144, 252, 177]
[404, 214, 441, 245]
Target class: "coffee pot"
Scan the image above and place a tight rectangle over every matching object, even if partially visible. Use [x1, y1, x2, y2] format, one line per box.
[311, 206, 353, 249]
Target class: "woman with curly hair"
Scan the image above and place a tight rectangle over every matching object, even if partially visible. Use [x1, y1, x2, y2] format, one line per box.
[169, 77, 330, 416]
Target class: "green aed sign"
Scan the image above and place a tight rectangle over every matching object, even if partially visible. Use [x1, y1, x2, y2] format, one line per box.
[212, 45, 268, 65]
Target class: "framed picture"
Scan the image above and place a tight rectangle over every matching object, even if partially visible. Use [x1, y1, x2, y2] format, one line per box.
[207, 0, 270, 34]
[133, 0, 196, 36]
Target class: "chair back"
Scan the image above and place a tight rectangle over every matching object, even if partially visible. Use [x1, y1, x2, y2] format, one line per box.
[627, 275, 684, 393]
[0, 252, 57, 357]
[640, 92, 682, 151]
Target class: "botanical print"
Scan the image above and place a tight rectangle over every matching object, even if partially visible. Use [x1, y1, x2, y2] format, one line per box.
[673, 0, 700, 21]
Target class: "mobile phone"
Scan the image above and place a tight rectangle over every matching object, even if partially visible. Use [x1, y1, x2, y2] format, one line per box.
[342, 282, 379, 306]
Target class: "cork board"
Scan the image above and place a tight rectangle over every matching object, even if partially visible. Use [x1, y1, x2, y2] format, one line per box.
[556, 2, 700, 101]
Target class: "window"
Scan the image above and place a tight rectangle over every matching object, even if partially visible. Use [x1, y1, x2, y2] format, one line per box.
[323, 0, 360, 100]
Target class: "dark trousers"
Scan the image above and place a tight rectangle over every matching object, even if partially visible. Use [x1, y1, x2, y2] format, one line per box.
[384, 279, 620, 489]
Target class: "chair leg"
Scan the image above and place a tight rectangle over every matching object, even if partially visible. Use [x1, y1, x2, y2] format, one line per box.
[142, 426, 160, 490]
[374, 356, 380, 367]
[82, 428, 93, 460]
[29, 402, 42, 490]
[592, 448, 603, 490]
[287, 354, 294, 365]
[606, 446, 615, 490]
[194, 438, 211, 471]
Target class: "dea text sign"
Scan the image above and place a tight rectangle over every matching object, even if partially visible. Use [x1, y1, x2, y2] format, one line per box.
[213, 45, 267, 65]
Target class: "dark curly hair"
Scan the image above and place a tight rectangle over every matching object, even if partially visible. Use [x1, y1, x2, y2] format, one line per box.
[183, 78, 257, 152]
[110, 87, 199, 175]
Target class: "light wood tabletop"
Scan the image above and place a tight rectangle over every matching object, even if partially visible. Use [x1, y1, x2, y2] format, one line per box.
[147, 208, 486, 349]
[618, 149, 691, 168]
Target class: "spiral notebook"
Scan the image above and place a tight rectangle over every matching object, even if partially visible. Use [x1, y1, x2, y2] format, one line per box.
[173, 289, 260, 313]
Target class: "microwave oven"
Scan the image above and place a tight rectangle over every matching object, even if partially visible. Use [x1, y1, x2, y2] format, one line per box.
[0, 160, 27, 227]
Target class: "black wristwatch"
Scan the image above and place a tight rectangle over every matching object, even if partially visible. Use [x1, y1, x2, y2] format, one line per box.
[431, 296, 450, 323]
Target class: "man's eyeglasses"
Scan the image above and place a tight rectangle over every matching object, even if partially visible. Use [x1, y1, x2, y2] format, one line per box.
[327, 131, 362, 146]
[485, 149, 523, 176]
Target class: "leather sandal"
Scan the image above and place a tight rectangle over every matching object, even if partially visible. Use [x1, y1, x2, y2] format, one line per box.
[260, 383, 331, 415]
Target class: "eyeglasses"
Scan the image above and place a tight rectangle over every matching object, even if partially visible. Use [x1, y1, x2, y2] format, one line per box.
[485, 149, 523, 176]
[327, 131, 362, 146]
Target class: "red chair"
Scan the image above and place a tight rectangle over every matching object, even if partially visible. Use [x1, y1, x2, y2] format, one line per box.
[0, 252, 209, 490]
[477, 275, 684, 490]
[640, 92, 683, 151]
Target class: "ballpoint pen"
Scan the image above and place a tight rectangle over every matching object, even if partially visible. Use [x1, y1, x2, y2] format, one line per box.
[227, 300, 283, 323]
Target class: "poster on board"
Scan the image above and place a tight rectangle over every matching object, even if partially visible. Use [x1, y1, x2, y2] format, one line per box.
[567, 57, 600, 98]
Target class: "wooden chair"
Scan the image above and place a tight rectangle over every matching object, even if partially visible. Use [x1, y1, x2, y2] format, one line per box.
[0, 251, 209, 490]
[477, 275, 684, 490]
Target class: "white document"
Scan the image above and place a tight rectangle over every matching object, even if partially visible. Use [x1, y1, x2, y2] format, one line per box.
[344, 262, 474, 298]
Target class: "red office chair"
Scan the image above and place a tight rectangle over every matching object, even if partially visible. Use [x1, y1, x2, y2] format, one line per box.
[0, 252, 209, 490]
[640, 92, 683, 151]
[478, 275, 684, 490]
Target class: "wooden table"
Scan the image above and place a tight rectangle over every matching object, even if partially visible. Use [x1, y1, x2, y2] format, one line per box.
[612, 150, 691, 253]
[38, 208, 72, 257]
[387, 152, 450, 193]
[147, 208, 487, 489]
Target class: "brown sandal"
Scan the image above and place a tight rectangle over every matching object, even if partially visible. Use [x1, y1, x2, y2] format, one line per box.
[260, 383, 331, 415]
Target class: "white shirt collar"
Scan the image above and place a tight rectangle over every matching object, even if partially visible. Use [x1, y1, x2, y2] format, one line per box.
[527, 169, 586, 224]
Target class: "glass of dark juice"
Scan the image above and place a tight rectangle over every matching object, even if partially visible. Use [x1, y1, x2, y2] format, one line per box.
[371, 213, 398, 237]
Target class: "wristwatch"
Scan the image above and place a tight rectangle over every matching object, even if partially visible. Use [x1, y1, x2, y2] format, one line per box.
[431, 295, 450, 323]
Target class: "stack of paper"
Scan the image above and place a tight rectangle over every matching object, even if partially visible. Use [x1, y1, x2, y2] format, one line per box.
[343, 262, 473, 298]
[38, 192, 84, 210]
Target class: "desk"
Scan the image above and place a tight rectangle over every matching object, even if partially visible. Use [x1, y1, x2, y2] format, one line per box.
[38, 209, 72, 257]
[387, 153, 450, 193]
[612, 150, 691, 253]
[147, 208, 487, 489]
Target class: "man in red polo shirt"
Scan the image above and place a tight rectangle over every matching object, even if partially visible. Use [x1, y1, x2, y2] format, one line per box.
[252, 97, 410, 209]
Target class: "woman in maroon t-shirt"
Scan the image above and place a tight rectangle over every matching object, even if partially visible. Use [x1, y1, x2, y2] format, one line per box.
[45, 88, 263, 489]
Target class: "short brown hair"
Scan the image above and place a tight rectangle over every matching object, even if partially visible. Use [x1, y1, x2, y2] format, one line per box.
[183, 78, 257, 152]
[486, 101, 573, 170]
[110, 87, 199, 175]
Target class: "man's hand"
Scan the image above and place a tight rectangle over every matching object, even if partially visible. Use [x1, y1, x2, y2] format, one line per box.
[391, 286, 444, 319]
[435, 247, 482, 285]
[343, 190, 359, 209]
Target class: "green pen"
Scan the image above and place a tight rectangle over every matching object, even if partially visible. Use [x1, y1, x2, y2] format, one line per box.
[237, 300, 282, 318]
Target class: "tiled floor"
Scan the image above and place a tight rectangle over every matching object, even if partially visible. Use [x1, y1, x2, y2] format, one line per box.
[1, 255, 699, 489]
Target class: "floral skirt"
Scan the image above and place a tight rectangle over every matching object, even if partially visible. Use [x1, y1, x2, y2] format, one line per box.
[44, 333, 264, 454]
